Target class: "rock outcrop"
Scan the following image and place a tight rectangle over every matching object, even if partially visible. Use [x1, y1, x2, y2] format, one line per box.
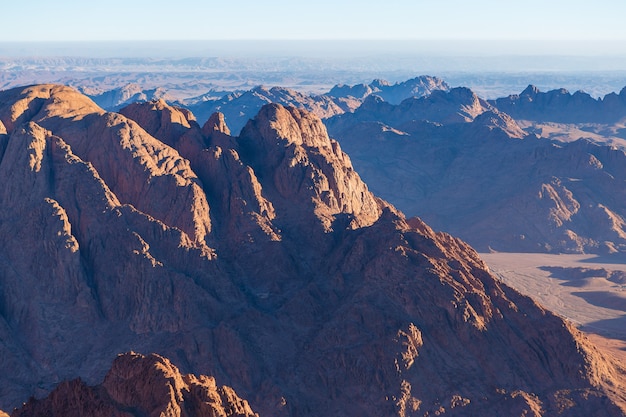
[11, 352, 259, 417]
[0, 84, 625, 417]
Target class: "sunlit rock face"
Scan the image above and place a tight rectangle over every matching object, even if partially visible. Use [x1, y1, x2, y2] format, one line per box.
[11, 352, 259, 417]
[0, 84, 625, 417]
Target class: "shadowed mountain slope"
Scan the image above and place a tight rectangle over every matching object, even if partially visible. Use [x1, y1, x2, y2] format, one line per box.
[490, 85, 626, 124]
[0, 85, 625, 417]
[183, 76, 449, 135]
[326, 87, 626, 254]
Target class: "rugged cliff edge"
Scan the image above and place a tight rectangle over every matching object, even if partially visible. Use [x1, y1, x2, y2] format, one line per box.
[11, 352, 258, 417]
[0, 85, 625, 416]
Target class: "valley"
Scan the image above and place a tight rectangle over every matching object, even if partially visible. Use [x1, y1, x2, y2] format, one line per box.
[481, 252, 626, 354]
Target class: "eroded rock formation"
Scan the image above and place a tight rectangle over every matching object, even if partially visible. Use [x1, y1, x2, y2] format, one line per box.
[0, 85, 625, 417]
[11, 352, 258, 417]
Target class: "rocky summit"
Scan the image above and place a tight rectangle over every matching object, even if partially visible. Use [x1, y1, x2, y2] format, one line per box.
[12, 352, 259, 417]
[0, 84, 625, 416]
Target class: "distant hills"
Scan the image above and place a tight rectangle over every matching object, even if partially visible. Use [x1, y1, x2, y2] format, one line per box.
[490, 84, 626, 124]
[86, 76, 450, 134]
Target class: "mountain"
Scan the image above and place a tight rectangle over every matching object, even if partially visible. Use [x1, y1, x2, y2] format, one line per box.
[11, 352, 259, 417]
[184, 86, 353, 135]
[0, 85, 625, 416]
[83, 83, 173, 111]
[490, 85, 626, 124]
[326, 87, 626, 254]
[329, 86, 501, 126]
[327, 76, 450, 104]
[183, 76, 449, 135]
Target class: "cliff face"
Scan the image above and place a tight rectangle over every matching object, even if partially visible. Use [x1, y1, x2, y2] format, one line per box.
[0, 85, 625, 417]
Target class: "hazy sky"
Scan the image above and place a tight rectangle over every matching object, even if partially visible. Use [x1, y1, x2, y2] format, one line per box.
[2, 0, 625, 42]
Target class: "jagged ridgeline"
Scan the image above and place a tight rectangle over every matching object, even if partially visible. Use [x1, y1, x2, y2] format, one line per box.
[0, 85, 624, 416]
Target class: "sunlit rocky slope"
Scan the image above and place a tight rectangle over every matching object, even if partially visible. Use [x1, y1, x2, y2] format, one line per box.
[0, 85, 625, 416]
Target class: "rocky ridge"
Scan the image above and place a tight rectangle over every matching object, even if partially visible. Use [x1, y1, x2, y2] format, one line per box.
[490, 85, 626, 124]
[182, 76, 449, 134]
[11, 352, 259, 417]
[0, 84, 624, 416]
[327, 76, 450, 104]
[326, 86, 626, 254]
[84, 83, 173, 111]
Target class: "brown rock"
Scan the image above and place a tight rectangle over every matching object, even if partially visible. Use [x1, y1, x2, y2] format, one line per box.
[0, 85, 213, 249]
[239, 103, 383, 232]
[11, 352, 258, 417]
[119, 100, 279, 249]
[0, 86, 625, 417]
[203, 111, 231, 136]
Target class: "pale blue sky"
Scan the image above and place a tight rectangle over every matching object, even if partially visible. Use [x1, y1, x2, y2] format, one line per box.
[2, 0, 625, 42]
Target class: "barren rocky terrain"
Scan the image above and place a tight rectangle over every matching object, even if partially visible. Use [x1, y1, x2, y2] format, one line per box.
[325, 86, 626, 255]
[1, 84, 624, 416]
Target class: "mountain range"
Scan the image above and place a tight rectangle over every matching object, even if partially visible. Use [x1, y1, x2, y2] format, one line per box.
[85, 79, 626, 254]
[324, 86, 626, 254]
[86, 76, 450, 135]
[0, 84, 624, 416]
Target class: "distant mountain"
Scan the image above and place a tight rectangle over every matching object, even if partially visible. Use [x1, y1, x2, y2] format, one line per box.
[180, 76, 449, 135]
[83, 83, 173, 111]
[330, 86, 502, 126]
[328, 76, 450, 104]
[326, 87, 626, 254]
[184, 85, 353, 135]
[490, 85, 626, 123]
[0, 85, 623, 416]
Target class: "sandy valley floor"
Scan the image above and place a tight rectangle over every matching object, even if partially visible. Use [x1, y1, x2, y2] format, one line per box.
[480, 252, 626, 363]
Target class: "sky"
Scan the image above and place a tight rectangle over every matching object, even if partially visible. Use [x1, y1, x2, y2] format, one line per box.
[2, 0, 626, 43]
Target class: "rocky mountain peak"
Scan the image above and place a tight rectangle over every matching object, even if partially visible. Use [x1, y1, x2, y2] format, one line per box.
[491, 85, 626, 123]
[0, 84, 103, 134]
[370, 78, 391, 88]
[12, 352, 259, 417]
[521, 84, 540, 98]
[472, 110, 527, 139]
[239, 103, 383, 231]
[239, 104, 380, 230]
[203, 111, 231, 136]
[119, 98, 197, 147]
[0, 84, 213, 249]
